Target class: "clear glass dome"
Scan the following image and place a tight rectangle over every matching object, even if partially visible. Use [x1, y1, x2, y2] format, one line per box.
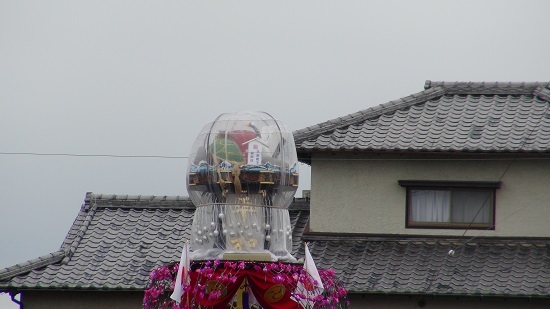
[187, 111, 299, 261]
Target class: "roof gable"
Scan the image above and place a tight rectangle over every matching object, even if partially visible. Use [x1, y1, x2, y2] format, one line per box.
[294, 81, 550, 158]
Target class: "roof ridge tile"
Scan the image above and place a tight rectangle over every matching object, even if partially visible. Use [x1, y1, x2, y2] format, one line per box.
[534, 86, 550, 102]
[62, 200, 99, 263]
[425, 80, 550, 95]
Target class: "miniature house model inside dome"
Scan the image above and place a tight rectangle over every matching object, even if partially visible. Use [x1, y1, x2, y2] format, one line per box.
[187, 111, 299, 261]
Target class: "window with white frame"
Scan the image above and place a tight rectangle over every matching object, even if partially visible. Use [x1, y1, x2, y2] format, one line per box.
[398, 180, 500, 229]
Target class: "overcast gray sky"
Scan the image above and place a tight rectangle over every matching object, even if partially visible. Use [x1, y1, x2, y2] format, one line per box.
[1, 0, 549, 307]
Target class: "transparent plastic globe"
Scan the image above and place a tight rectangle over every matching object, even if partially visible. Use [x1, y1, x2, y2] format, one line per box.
[187, 111, 299, 261]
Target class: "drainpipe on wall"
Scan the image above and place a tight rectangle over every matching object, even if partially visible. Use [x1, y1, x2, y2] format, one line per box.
[9, 291, 23, 309]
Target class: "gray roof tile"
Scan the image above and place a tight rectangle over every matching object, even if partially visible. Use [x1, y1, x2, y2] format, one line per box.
[294, 81, 550, 155]
[3, 193, 550, 298]
[0, 193, 310, 290]
[301, 237, 550, 297]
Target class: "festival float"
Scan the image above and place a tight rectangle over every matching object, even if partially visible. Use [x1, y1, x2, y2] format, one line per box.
[144, 111, 348, 308]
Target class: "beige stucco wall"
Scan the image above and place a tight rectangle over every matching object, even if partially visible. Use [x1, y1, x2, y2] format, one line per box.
[310, 154, 550, 237]
[348, 294, 550, 308]
[21, 291, 143, 309]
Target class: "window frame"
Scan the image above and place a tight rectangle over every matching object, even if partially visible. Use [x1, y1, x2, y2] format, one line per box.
[398, 180, 500, 230]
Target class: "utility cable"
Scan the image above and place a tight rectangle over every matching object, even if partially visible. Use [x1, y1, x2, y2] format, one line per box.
[424, 107, 548, 292]
[0, 152, 188, 159]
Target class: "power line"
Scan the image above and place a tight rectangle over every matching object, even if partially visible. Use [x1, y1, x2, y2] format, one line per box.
[458, 108, 548, 241]
[0, 152, 188, 159]
[424, 110, 549, 293]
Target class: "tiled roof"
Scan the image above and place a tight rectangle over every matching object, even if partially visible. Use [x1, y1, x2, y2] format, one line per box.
[0, 193, 310, 290]
[2, 193, 549, 298]
[305, 235, 550, 297]
[293, 81, 550, 155]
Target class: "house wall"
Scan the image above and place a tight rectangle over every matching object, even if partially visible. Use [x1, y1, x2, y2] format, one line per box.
[310, 154, 550, 237]
[21, 291, 143, 309]
[348, 294, 550, 308]
[17, 289, 550, 309]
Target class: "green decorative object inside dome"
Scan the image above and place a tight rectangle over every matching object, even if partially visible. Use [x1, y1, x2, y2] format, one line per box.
[210, 136, 245, 165]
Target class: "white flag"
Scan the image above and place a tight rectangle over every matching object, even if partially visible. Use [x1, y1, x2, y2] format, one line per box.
[170, 241, 190, 303]
[293, 243, 324, 308]
[304, 243, 324, 291]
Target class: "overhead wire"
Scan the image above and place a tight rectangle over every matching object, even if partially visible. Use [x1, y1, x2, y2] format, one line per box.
[0, 152, 188, 159]
[457, 106, 548, 243]
[423, 107, 548, 292]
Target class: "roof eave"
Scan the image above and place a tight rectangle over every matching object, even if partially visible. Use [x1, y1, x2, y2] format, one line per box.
[348, 291, 550, 299]
[298, 149, 550, 163]
[0, 250, 65, 282]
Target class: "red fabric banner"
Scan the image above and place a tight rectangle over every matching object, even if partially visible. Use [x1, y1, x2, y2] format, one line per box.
[247, 270, 301, 309]
[186, 267, 302, 309]
[188, 270, 246, 308]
